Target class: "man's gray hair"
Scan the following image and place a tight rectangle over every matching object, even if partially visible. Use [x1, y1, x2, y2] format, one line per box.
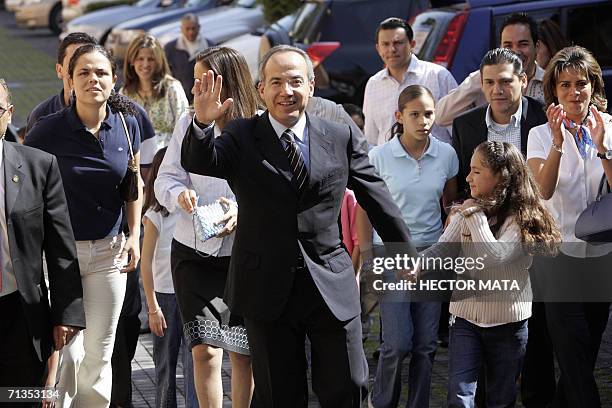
[181, 13, 199, 25]
[0, 78, 11, 104]
[258, 45, 315, 83]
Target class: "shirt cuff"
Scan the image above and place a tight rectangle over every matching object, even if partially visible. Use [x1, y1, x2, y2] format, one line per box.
[192, 117, 214, 139]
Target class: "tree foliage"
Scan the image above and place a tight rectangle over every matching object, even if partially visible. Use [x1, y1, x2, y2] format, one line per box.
[257, 0, 302, 23]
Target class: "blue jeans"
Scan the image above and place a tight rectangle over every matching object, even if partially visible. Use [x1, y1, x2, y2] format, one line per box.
[153, 292, 198, 408]
[447, 317, 528, 408]
[371, 296, 441, 408]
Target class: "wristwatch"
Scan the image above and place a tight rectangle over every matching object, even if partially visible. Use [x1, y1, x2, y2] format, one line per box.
[597, 150, 612, 160]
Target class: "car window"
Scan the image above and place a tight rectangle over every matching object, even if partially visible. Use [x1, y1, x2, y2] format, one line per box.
[411, 10, 456, 62]
[185, 0, 212, 6]
[566, 3, 612, 67]
[136, 0, 160, 6]
[290, 1, 328, 45]
[493, 9, 559, 48]
[236, 0, 256, 7]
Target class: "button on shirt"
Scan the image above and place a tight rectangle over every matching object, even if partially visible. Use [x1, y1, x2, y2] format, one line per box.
[368, 135, 459, 247]
[485, 98, 523, 150]
[24, 104, 141, 240]
[0, 141, 17, 297]
[527, 117, 612, 258]
[363, 55, 458, 146]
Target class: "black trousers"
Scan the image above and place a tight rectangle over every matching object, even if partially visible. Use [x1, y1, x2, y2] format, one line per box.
[245, 266, 367, 408]
[0, 292, 46, 408]
[110, 269, 142, 407]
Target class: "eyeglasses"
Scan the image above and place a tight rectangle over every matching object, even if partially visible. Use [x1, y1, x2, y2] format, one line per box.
[0, 104, 11, 118]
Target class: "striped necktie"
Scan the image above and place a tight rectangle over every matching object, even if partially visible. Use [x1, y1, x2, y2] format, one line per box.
[280, 129, 308, 194]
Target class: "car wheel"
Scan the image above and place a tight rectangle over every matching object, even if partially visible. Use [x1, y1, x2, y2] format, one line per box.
[49, 3, 63, 35]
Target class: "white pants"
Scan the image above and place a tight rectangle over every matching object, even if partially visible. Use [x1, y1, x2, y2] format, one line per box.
[57, 235, 127, 408]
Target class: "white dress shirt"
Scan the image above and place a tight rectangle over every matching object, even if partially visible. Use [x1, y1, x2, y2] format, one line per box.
[363, 54, 458, 145]
[0, 141, 17, 297]
[154, 111, 235, 256]
[527, 115, 612, 258]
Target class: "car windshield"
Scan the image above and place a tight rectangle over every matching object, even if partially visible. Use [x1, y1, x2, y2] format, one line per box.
[291, 0, 327, 44]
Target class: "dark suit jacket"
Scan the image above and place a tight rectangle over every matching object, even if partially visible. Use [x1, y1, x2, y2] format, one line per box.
[452, 96, 547, 198]
[181, 112, 416, 322]
[3, 141, 84, 363]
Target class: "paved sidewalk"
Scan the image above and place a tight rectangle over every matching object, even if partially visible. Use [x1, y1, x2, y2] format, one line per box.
[131, 308, 612, 407]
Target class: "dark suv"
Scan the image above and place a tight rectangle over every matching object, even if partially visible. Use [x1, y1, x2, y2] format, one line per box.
[267, 0, 434, 106]
[412, 0, 612, 101]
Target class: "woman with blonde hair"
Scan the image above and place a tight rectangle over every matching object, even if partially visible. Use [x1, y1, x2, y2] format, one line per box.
[527, 45, 612, 407]
[121, 34, 189, 153]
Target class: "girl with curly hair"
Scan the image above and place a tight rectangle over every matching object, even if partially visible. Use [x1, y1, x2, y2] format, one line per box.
[417, 141, 560, 408]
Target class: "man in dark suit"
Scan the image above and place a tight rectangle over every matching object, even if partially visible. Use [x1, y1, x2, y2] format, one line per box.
[0, 79, 84, 396]
[452, 48, 547, 199]
[450, 49, 552, 408]
[181, 45, 417, 407]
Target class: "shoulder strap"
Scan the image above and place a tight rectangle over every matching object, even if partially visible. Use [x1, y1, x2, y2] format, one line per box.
[118, 111, 135, 160]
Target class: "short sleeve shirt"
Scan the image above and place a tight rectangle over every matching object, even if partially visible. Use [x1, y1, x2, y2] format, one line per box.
[369, 135, 459, 246]
[25, 104, 141, 240]
[143, 209, 177, 294]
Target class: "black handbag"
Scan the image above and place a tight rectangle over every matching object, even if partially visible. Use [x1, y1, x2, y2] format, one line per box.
[118, 112, 140, 202]
[575, 174, 612, 244]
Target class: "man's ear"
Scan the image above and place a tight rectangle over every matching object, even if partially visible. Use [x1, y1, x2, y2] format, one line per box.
[258, 80, 265, 97]
[309, 79, 314, 97]
[520, 72, 528, 92]
[410, 40, 416, 49]
[56, 63, 63, 80]
[112, 74, 118, 87]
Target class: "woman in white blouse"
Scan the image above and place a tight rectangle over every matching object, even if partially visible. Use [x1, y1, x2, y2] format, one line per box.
[120, 34, 189, 153]
[417, 141, 559, 407]
[155, 47, 261, 408]
[526, 45, 612, 407]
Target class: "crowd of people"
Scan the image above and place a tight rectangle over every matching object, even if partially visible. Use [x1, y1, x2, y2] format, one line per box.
[0, 9, 611, 408]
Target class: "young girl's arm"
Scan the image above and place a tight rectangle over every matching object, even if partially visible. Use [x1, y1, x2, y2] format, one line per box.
[141, 217, 166, 337]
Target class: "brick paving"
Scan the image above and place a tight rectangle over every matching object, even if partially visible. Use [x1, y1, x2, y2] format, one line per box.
[1, 10, 610, 407]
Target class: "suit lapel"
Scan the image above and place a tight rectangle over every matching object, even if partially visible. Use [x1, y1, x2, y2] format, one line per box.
[254, 112, 295, 190]
[3, 141, 24, 216]
[520, 96, 529, 154]
[305, 115, 332, 192]
[465, 112, 488, 161]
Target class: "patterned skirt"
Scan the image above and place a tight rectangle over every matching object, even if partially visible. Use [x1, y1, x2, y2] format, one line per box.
[170, 239, 249, 355]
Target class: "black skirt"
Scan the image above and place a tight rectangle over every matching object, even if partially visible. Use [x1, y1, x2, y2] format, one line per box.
[170, 239, 249, 355]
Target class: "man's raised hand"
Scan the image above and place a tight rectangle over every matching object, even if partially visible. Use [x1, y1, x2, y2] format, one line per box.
[193, 70, 234, 125]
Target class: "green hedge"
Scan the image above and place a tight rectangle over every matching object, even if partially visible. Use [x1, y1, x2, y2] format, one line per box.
[256, 0, 301, 23]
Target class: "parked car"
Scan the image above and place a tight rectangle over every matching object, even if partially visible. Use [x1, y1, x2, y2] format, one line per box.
[107, 0, 257, 61]
[62, 0, 218, 44]
[261, 0, 433, 106]
[14, 0, 63, 34]
[61, 0, 132, 23]
[411, 0, 612, 102]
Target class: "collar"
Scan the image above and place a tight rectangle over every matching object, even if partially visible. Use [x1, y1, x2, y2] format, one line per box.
[59, 87, 69, 107]
[532, 65, 545, 83]
[176, 35, 208, 59]
[390, 134, 438, 159]
[66, 103, 114, 132]
[381, 54, 423, 81]
[485, 98, 523, 129]
[268, 113, 307, 143]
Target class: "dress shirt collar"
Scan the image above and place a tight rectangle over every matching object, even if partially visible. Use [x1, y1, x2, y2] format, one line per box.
[533, 65, 545, 83]
[268, 112, 307, 143]
[485, 98, 523, 129]
[381, 54, 424, 82]
[390, 134, 438, 159]
[66, 103, 114, 132]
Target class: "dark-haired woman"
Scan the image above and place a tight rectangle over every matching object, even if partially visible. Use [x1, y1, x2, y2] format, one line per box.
[420, 141, 560, 408]
[527, 45, 612, 407]
[365, 85, 458, 408]
[25, 43, 143, 408]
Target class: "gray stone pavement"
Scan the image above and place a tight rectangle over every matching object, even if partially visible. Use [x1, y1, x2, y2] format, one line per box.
[131, 307, 612, 407]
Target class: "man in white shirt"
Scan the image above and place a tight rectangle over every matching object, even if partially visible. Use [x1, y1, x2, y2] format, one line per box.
[436, 13, 545, 127]
[363, 17, 457, 145]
